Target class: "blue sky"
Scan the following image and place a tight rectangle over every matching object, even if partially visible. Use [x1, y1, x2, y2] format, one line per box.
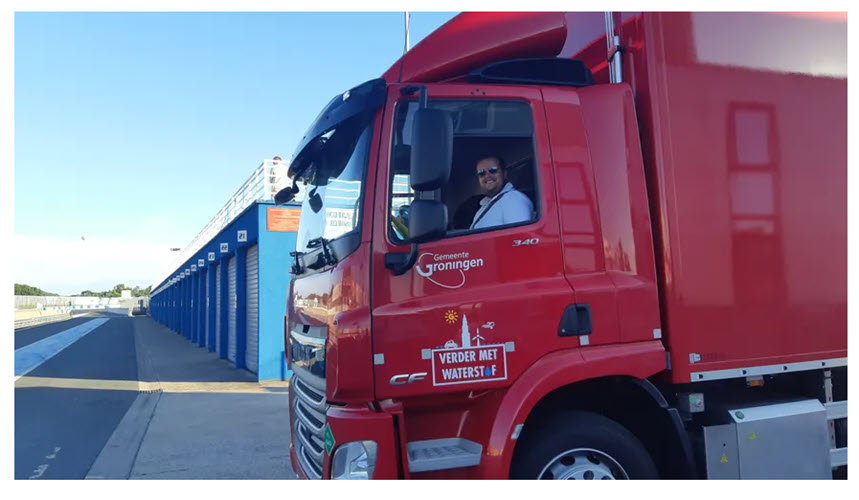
[13, 11, 457, 295]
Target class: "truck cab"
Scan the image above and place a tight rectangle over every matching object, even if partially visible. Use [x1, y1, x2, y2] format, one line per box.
[283, 12, 847, 480]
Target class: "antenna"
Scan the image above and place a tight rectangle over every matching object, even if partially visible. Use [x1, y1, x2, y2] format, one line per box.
[404, 12, 411, 54]
[605, 12, 624, 83]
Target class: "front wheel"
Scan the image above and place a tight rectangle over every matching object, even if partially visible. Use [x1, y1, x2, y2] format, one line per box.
[510, 410, 658, 479]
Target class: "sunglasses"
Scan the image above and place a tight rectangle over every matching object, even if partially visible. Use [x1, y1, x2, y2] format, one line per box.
[476, 166, 500, 178]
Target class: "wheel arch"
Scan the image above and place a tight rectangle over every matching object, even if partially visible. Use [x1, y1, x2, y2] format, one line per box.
[477, 341, 696, 478]
[513, 375, 697, 478]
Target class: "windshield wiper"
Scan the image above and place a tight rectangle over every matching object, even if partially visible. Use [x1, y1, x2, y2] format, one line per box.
[306, 237, 338, 270]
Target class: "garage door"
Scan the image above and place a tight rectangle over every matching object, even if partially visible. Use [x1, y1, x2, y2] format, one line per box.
[215, 265, 222, 356]
[205, 266, 211, 348]
[190, 275, 196, 342]
[245, 245, 259, 374]
[228, 255, 237, 363]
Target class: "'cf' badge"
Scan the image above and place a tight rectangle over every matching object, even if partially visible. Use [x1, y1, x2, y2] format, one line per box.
[390, 372, 427, 385]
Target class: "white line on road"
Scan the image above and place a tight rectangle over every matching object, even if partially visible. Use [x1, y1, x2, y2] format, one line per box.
[29, 464, 48, 479]
[28, 446, 62, 480]
[14, 318, 110, 381]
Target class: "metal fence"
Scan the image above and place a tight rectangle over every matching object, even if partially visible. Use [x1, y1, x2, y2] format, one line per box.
[15, 295, 150, 309]
[15, 296, 105, 308]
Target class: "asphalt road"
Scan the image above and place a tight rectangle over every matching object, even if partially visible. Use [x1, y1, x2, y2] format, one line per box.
[15, 315, 139, 479]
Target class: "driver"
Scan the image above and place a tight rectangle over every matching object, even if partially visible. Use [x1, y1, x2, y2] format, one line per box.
[470, 156, 533, 230]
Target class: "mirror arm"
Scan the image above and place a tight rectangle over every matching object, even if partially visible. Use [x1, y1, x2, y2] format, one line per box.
[419, 86, 428, 108]
[400, 84, 428, 109]
[384, 242, 419, 275]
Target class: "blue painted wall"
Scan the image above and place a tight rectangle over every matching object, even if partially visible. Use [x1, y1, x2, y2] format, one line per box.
[257, 202, 296, 382]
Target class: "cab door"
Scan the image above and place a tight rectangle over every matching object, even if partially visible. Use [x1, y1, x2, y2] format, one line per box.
[370, 83, 576, 400]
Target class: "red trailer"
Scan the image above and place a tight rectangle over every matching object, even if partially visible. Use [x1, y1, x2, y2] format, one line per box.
[281, 12, 846, 479]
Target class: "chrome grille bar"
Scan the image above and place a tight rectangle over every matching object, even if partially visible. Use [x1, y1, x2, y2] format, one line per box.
[296, 421, 325, 459]
[290, 372, 328, 479]
[294, 397, 325, 431]
[300, 444, 323, 478]
[294, 376, 325, 407]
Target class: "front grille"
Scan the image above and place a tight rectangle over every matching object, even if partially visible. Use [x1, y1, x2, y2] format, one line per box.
[292, 374, 328, 479]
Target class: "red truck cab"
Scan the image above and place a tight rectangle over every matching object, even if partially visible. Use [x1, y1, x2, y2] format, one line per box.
[282, 12, 846, 479]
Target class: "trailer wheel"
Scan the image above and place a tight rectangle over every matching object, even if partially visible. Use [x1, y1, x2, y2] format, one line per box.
[510, 411, 658, 479]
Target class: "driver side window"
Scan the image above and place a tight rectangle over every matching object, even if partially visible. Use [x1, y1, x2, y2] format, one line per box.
[388, 99, 538, 243]
[390, 173, 414, 240]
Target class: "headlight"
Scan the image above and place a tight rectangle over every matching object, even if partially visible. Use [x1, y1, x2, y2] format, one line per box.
[331, 440, 378, 480]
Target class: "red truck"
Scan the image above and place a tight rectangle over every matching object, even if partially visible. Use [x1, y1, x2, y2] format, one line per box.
[278, 12, 847, 479]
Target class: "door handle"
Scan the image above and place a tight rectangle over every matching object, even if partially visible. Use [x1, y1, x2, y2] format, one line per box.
[558, 304, 592, 337]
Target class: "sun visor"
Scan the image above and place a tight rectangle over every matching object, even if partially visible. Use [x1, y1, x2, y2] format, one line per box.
[288, 78, 386, 180]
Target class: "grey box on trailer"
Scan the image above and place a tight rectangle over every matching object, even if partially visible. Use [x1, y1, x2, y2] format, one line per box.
[703, 424, 740, 479]
[704, 399, 831, 479]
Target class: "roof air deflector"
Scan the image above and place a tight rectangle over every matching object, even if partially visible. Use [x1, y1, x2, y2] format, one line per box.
[467, 57, 594, 87]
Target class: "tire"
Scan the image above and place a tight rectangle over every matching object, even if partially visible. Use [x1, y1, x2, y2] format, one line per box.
[510, 410, 659, 479]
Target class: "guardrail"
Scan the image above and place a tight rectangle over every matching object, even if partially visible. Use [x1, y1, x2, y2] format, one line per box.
[40, 305, 108, 311]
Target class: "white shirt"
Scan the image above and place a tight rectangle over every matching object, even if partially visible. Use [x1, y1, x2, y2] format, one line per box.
[470, 182, 534, 230]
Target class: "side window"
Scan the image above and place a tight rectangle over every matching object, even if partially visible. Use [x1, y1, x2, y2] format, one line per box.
[390, 173, 414, 240]
[388, 99, 538, 243]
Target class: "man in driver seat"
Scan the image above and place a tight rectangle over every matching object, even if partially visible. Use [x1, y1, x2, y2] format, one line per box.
[470, 156, 533, 230]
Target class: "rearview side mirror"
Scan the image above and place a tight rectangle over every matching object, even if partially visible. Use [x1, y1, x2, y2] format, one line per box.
[410, 108, 453, 191]
[308, 188, 323, 213]
[274, 183, 299, 205]
[408, 200, 448, 243]
[385, 88, 453, 275]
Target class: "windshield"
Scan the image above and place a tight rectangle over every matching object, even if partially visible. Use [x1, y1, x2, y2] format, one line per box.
[294, 117, 372, 253]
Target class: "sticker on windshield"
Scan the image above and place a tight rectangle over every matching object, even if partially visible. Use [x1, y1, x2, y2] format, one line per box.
[415, 252, 484, 289]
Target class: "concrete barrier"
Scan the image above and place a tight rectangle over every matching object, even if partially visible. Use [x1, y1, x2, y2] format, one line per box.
[14, 308, 67, 320]
[15, 311, 73, 330]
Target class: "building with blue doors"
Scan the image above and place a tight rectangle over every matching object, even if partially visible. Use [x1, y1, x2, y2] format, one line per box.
[149, 159, 301, 382]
